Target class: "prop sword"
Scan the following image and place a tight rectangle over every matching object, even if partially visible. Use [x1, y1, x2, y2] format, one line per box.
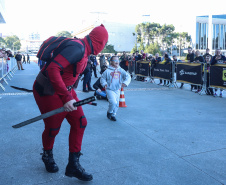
[12, 96, 97, 129]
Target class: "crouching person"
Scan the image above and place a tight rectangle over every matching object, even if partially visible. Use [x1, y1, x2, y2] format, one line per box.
[93, 65, 108, 100]
[100, 56, 131, 121]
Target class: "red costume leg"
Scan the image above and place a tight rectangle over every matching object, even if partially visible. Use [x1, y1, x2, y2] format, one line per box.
[33, 88, 67, 150]
[66, 90, 87, 153]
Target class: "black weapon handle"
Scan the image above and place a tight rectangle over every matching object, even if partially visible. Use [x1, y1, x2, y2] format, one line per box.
[73, 96, 96, 107]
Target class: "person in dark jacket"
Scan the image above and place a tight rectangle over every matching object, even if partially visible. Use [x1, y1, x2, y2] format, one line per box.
[211, 49, 226, 65]
[93, 65, 108, 99]
[119, 51, 128, 71]
[27, 54, 30, 64]
[204, 55, 213, 95]
[211, 49, 226, 97]
[158, 54, 171, 86]
[82, 56, 95, 92]
[15, 52, 24, 70]
[194, 50, 205, 93]
[90, 54, 98, 78]
[203, 48, 212, 60]
[22, 54, 26, 63]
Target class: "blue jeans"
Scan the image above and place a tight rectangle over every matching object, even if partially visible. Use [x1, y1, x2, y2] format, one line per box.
[96, 90, 106, 98]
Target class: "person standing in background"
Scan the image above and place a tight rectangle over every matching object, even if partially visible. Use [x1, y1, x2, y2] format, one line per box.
[27, 53, 30, 64]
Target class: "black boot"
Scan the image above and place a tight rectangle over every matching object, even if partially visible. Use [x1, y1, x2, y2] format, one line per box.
[65, 152, 93, 181]
[41, 149, 59, 173]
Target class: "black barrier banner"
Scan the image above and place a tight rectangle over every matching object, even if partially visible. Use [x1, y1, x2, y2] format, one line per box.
[153, 64, 171, 80]
[176, 63, 202, 85]
[135, 61, 150, 77]
[210, 64, 226, 89]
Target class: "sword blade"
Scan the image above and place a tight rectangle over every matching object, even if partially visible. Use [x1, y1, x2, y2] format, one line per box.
[12, 107, 65, 128]
[12, 96, 96, 129]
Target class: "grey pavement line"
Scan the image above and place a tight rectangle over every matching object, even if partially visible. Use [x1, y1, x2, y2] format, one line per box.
[180, 147, 226, 158]
[125, 87, 170, 91]
[0, 92, 33, 96]
[14, 74, 37, 75]
[180, 157, 224, 185]
[117, 118, 224, 185]
[0, 87, 170, 96]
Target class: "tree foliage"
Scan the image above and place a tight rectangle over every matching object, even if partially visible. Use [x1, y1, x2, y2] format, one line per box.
[144, 42, 161, 55]
[132, 22, 191, 55]
[56, 31, 72, 38]
[4, 35, 21, 50]
[0, 37, 5, 47]
[102, 43, 116, 53]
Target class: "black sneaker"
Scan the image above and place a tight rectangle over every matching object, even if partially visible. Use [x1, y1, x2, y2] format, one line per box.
[107, 112, 112, 120]
[110, 116, 116, 121]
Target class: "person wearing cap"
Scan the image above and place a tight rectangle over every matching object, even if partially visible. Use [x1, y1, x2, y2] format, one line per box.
[33, 24, 108, 181]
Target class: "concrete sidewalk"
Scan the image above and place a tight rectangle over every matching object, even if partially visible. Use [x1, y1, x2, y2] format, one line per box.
[0, 61, 226, 185]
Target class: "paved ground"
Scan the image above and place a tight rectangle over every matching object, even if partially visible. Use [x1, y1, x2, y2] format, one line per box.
[0, 61, 226, 185]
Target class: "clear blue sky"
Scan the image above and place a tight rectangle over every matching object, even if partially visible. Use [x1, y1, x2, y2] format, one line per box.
[1, 0, 225, 41]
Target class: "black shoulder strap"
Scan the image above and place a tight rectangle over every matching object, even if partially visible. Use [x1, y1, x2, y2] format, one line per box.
[85, 35, 94, 55]
[73, 39, 85, 77]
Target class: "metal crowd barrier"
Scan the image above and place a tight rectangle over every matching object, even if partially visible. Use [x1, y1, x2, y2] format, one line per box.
[133, 60, 226, 94]
[0, 57, 17, 91]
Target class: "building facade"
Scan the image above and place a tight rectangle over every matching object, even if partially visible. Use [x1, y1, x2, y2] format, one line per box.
[74, 22, 136, 53]
[0, 0, 6, 24]
[196, 15, 226, 55]
[21, 32, 43, 53]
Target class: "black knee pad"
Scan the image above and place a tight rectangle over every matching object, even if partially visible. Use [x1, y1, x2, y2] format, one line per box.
[80, 116, 87, 128]
[49, 127, 60, 137]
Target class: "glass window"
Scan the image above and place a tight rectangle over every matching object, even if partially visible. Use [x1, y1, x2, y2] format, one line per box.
[224, 25, 226, 50]
[212, 24, 215, 50]
[220, 24, 223, 50]
[201, 23, 204, 49]
[196, 22, 199, 49]
[216, 24, 219, 49]
[204, 23, 206, 49]
[207, 23, 209, 49]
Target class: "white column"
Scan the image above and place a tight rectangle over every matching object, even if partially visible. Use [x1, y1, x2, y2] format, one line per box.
[208, 14, 212, 54]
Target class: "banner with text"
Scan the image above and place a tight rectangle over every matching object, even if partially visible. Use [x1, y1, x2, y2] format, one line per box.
[176, 63, 202, 85]
[153, 64, 171, 80]
[210, 64, 226, 89]
[135, 61, 150, 77]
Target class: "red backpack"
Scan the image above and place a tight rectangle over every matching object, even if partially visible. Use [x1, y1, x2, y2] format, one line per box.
[37, 36, 85, 77]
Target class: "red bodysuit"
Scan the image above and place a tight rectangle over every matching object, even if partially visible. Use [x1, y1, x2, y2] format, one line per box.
[33, 25, 108, 152]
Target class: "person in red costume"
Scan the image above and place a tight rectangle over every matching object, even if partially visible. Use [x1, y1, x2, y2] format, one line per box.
[33, 24, 108, 181]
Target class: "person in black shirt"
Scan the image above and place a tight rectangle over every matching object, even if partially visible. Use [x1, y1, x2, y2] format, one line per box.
[203, 48, 212, 60]
[211, 49, 226, 65]
[185, 47, 195, 63]
[204, 55, 213, 95]
[194, 50, 205, 93]
[185, 47, 196, 90]
[194, 50, 205, 63]
[211, 49, 226, 97]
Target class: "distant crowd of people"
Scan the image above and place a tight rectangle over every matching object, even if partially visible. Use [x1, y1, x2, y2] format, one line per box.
[0, 48, 31, 71]
[108, 48, 226, 97]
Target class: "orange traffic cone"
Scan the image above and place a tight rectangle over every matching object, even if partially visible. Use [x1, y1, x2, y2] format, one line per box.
[119, 87, 127, 107]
